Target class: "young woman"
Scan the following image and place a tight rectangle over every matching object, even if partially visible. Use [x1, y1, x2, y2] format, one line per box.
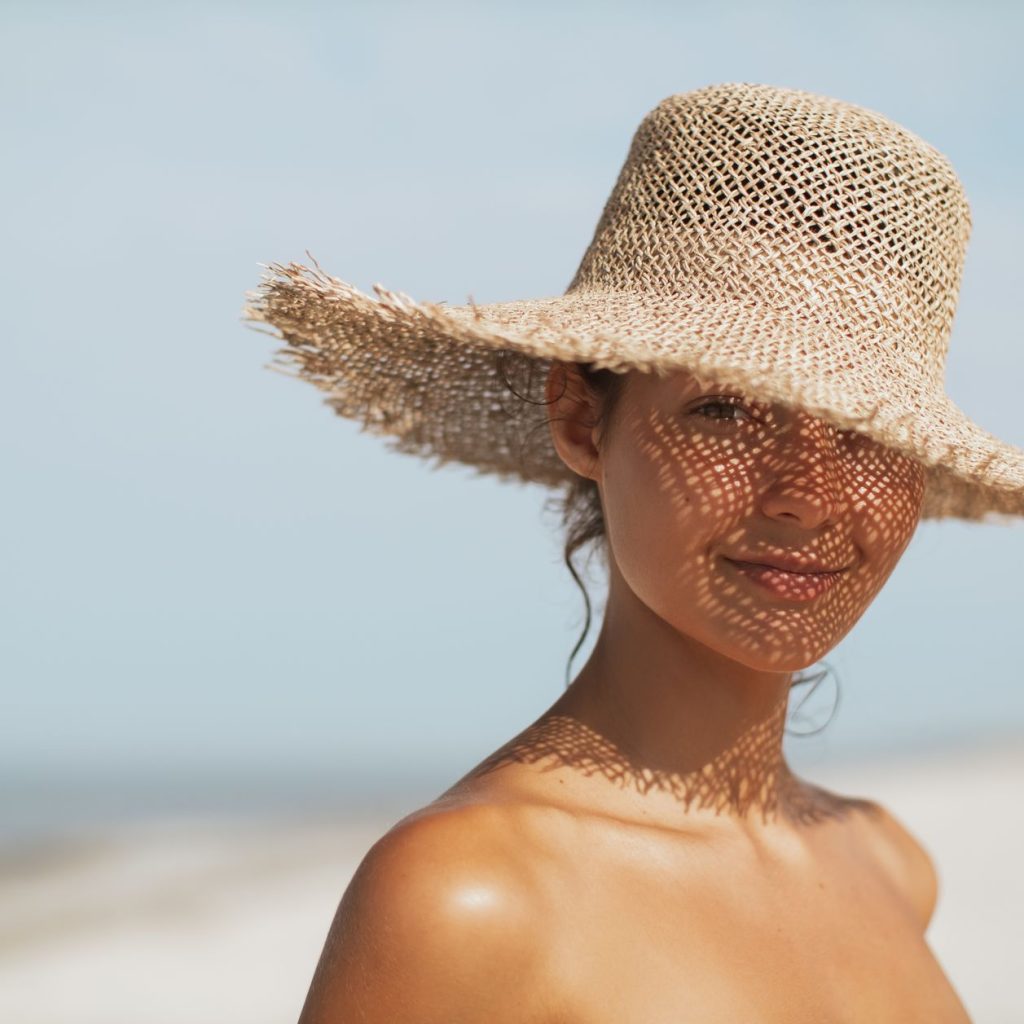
[243, 82, 1023, 1021]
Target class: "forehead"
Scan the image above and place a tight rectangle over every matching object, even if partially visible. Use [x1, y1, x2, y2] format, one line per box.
[633, 367, 756, 400]
[624, 366, 812, 423]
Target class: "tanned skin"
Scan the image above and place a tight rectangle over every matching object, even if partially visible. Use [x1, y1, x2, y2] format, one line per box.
[296, 364, 971, 1023]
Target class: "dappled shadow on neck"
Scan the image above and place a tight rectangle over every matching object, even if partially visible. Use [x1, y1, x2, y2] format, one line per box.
[450, 710, 876, 830]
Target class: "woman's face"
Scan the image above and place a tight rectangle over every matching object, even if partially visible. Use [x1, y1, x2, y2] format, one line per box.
[550, 364, 926, 672]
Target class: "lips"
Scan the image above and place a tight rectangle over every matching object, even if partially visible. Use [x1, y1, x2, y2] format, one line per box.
[722, 558, 848, 601]
[725, 556, 850, 575]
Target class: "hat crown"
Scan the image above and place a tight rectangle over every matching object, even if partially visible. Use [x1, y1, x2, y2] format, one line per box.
[566, 83, 972, 390]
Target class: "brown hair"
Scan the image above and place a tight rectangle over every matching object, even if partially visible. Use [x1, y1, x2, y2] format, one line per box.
[538, 362, 629, 686]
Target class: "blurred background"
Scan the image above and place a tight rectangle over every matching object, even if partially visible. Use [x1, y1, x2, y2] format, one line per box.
[3, 1, 1023, 1021]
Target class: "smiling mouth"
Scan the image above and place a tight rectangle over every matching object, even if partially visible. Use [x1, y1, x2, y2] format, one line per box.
[727, 559, 848, 577]
[723, 550, 854, 573]
[721, 558, 848, 602]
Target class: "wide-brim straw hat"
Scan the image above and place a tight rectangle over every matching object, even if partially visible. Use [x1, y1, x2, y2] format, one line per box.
[241, 81, 1024, 523]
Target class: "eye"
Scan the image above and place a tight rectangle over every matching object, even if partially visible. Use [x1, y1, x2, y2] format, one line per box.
[691, 397, 755, 423]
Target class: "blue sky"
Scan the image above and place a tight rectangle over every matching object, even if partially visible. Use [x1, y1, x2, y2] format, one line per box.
[4, 1, 1023, 809]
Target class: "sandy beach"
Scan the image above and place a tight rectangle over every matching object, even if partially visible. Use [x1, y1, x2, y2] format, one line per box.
[1, 738, 1021, 1024]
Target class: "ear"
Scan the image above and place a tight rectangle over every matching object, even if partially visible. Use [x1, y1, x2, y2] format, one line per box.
[545, 362, 604, 483]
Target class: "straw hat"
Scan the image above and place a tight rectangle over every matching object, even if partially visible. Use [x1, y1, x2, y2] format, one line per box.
[241, 81, 1024, 523]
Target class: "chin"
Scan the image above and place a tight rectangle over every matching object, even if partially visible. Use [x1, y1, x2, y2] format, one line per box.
[706, 634, 837, 675]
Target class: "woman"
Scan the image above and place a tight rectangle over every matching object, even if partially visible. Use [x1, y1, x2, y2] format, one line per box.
[243, 83, 1023, 1021]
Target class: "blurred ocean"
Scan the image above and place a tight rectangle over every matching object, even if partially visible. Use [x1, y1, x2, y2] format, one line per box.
[3, 719, 1020, 851]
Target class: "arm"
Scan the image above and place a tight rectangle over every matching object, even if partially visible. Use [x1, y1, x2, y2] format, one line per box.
[865, 801, 939, 935]
[297, 811, 551, 1024]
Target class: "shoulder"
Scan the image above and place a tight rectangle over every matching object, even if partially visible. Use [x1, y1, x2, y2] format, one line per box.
[854, 797, 940, 935]
[297, 801, 561, 1024]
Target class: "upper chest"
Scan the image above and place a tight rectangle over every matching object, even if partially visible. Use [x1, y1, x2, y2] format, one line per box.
[522, 812, 973, 1024]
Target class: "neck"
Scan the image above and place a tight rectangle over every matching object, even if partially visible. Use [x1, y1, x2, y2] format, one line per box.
[539, 558, 810, 830]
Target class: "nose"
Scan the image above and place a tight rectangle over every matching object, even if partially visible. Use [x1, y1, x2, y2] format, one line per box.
[758, 411, 846, 528]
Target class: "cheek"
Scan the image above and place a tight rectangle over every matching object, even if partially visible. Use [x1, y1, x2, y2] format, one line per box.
[847, 451, 926, 567]
[600, 416, 748, 576]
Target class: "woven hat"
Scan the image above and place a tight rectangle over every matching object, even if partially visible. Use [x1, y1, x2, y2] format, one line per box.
[241, 81, 1024, 523]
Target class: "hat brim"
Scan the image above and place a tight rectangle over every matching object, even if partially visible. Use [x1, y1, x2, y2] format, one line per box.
[241, 259, 1024, 523]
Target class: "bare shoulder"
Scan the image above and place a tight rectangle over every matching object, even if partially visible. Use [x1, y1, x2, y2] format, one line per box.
[297, 801, 563, 1024]
[849, 795, 940, 935]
